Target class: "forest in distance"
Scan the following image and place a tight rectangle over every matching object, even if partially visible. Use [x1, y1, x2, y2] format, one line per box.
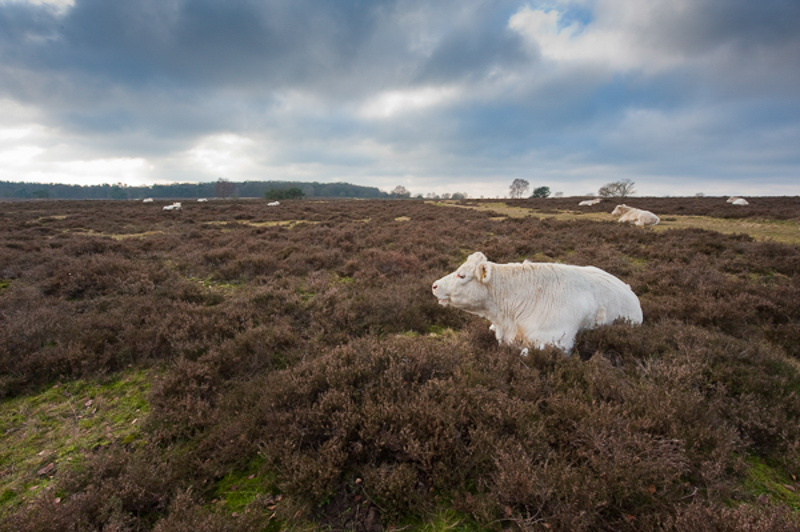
[0, 179, 388, 201]
[1, 196, 800, 531]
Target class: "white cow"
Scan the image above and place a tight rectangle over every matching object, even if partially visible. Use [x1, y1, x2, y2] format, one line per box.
[611, 204, 660, 226]
[268, 201, 280, 207]
[197, 198, 208, 203]
[163, 202, 182, 211]
[142, 198, 154, 203]
[431, 252, 643, 353]
[727, 196, 749, 205]
[578, 198, 602, 206]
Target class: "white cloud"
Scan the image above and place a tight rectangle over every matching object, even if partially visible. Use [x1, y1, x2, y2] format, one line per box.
[0, 154, 154, 186]
[359, 86, 460, 119]
[185, 133, 257, 175]
[0, 114, 155, 185]
[508, 2, 687, 73]
[48, 157, 153, 186]
[0, 144, 44, 167]
[1, 0, 73, 15]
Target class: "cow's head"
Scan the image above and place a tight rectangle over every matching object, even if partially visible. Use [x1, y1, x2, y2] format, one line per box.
[611, 204, 628, 216]
[432, 252, 493, 312]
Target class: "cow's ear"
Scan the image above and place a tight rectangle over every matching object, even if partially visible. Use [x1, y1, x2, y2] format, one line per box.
[477, 262, 492, 283]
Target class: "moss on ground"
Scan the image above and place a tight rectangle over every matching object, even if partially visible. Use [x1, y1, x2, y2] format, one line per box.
[743, 456, 800, 510]
[213, 460, 277, 509]
[0, 370, 151, 514]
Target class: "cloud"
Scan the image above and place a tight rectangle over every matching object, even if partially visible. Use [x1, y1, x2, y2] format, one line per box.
[359, 86, 461, 119]
[0, 0, 799, 197]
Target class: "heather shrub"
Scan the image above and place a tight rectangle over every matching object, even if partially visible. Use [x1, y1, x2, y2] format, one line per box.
[4, 446, 177, 532]
[667, 501, 800, 531]
[3, 198, 800, 531]
[150, 489, 274, 532]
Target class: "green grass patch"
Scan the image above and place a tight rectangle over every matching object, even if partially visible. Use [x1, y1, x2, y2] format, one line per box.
[334, 274, 355, 286]
[190, 276, 244, 291]
[652, 215, 800, 245]
[400, 507, 485, 532]
[0, 370, 152, 513]
[204, 219, 319, 229]
[212, 457, 280, 513]
[742, 456, 800, 510]
[108, 230, 165, 240]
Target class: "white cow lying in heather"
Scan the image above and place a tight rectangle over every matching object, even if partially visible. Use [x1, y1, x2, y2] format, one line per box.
[431, 252, 643, 353]
[163, 202, 182, 211]
[267, 201, 280, 207]
[727, 196, 749, 205]
[578, 198, 602, 206]
[142, 198, 154, 203]
[611, 204, 660, 226]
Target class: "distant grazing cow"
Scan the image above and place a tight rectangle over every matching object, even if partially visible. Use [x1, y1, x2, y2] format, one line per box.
[611, 204, 660, 226]
[727, 196, 749, 206]
[268, 201, 280, 207]
[163, 202, 182, 211]
[578, 198, 602, 206]
[142, 198, 154, 203]
[431, 252, 643, 353]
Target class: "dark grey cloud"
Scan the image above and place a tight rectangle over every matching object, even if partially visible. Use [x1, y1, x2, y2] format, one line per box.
[2, 0, 528, 92]
[0, 0, 531, 141]
[3, 0, 379, 88]
[640, 0, 800, 54]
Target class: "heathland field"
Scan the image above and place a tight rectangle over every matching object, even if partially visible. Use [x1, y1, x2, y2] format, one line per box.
[2, 196, 800, 531]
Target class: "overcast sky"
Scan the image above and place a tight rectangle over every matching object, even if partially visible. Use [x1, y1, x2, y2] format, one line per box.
[1, 0, 799, 197]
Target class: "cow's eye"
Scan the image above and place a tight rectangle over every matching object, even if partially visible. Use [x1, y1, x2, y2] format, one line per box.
[456, 273, 465, 279]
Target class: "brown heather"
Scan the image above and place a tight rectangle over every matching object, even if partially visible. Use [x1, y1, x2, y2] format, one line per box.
[1, 197, 800, 531]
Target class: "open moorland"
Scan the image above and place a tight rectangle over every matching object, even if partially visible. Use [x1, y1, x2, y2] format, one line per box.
[1, 196, 800, 531]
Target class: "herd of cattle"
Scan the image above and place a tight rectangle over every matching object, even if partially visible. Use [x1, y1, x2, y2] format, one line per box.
[431, 194, 750, 354]
[141, 198, 281, 211]
[142, 195, 750, 224]
[579, 195, 749, 227]
[136, 193, 749, 354]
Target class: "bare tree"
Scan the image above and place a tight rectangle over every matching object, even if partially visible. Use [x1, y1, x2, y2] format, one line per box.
[509, 179, 530, 199]
[598, 179, 636, 198]
[391, 185, 411, 198]
[215, 178, 236, 198]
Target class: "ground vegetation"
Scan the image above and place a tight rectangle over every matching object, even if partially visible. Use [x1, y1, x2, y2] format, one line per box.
[1, 196, 800, 530]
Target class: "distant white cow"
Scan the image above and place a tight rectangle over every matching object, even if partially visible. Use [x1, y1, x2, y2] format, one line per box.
[578, 198, 602, 206]
[163, 202, 182, 211]
[727, 196, 749, 206]
[611, 204, 660, 226]
[268, 201, 280, 207]
[197, 198, 208, 203]
[142, 198, 154, 203]
[432, 252, 643, 353]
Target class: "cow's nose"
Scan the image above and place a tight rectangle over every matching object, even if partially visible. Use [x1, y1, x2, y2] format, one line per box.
[432, 283, 438, 291]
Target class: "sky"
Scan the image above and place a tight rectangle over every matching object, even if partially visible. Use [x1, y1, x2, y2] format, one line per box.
[1, 0, 799, 198]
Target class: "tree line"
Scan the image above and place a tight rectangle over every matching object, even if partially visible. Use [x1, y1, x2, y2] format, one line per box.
[509, 178, 636, 199]
[0, 180, 389, 200]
